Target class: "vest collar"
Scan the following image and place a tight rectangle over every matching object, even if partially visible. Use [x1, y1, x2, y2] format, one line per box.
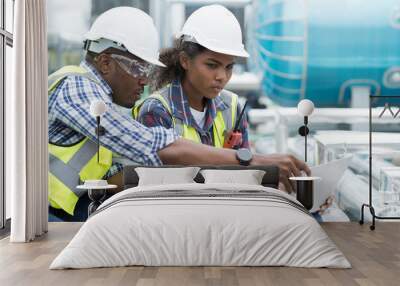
[80, 60, 113, 101]
[167, 80, 229, 131]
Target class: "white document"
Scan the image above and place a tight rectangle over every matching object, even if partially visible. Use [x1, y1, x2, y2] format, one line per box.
[310, 156, 352, 212]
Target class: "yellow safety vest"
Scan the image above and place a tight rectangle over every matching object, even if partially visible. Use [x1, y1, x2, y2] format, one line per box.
[48, 66, 113, 215]
[133, 87, 237, 148]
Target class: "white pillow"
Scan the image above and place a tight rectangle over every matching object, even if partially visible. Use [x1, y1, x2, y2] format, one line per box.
[136, 167, 200, 186]
[200, 169, 266, 185]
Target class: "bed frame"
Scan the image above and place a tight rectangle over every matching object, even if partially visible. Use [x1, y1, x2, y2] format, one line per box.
[123, 165, 280, 190]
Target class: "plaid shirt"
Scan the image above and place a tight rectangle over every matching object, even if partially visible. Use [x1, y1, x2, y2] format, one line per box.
[137, 80, 249, 148]
[48, 60, 177, 178]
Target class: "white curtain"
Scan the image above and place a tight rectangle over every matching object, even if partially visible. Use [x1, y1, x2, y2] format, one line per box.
[7, 0, 48, 242]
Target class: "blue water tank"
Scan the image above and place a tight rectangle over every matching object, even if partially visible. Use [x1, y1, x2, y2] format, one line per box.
[248, 0, 400, 107]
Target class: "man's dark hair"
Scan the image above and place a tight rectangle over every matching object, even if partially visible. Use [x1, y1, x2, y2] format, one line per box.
[84, 51, 98, 64]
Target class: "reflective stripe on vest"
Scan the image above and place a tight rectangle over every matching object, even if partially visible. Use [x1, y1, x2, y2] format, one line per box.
[48, 65, 113, 215]
[133, 89, 237, 148]
[48, 65, 100, 92]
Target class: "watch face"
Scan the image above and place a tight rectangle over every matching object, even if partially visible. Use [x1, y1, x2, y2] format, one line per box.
[237, 148, 252, 163]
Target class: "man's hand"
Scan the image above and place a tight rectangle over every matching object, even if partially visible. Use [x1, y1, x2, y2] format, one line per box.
[159, 139, 310, 192]
[251, 154, 311, 193]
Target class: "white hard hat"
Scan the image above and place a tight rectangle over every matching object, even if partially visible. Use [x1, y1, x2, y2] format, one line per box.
[84, 7, 165, 67]
[177, 4, 249, 58]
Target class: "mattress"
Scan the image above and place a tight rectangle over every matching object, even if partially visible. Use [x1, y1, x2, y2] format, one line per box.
[50, 183, 351, 269]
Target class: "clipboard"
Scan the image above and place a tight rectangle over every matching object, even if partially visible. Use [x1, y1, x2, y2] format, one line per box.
[309, 155, 352, 212]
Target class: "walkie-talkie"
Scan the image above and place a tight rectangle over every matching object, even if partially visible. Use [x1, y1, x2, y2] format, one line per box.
[223, 101, 248, 149]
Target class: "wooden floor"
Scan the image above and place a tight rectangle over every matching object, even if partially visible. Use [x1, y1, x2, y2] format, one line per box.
[0, 222, 399, 286]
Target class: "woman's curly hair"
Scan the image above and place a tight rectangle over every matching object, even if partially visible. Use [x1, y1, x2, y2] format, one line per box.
[149, 37, 206, 92]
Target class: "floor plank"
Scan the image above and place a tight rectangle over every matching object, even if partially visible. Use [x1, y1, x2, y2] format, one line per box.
[0, 222, 399, 286]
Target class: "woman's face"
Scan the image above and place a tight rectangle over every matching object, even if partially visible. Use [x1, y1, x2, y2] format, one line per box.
[180, 49, 235, 99]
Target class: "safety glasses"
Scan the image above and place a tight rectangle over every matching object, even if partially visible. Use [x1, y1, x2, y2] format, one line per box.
[110, 54, 152, 78]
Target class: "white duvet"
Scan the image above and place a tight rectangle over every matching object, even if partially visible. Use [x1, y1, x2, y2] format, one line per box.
[50, 183, 351, 269]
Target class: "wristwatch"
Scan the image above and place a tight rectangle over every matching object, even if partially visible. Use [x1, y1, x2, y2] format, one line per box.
[236, 148, 253, 166]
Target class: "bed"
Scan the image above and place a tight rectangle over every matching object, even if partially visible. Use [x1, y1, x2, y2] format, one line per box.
[50, 165, 350, 269]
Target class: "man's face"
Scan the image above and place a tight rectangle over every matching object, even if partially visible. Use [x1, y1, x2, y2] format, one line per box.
[95, 50, 150, 108]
